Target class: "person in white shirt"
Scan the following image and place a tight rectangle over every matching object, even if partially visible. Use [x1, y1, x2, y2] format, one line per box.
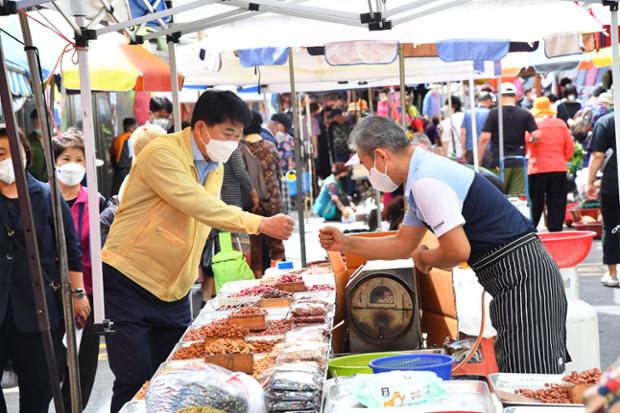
[440, 96, 465, 159]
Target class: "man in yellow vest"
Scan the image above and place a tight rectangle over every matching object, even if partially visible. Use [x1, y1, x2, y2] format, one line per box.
[102, 90, 294, 412]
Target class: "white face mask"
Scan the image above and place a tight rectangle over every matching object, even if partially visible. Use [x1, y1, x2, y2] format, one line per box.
[368, 155, 399, 193]
[0, 156, 26, 185]
[567, 94, 576, 102]
[56, 162, 86, 186]
[201, 129, 238, 163]
[152, 117, 171, 131]
[275, 131, 288, 144]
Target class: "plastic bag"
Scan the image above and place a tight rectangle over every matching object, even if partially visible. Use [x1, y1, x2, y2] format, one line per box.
[145, 363, 262, 413]
[268, 371, 322, 392]
[285, 324, 329, 343]
[349, 371, 448, 408]
[272, 341, 328, 364]
[289, 301, 328, 317]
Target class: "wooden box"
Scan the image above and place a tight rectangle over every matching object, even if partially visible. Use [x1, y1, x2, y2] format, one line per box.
[257, 297, 293, 308]
[275, 281, 306, 293]
[204, 353, 254, 374]
[227, 315, 266, 331]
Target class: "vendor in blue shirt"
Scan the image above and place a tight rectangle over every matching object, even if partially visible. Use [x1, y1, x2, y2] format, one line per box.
[320, 116, 568, 375]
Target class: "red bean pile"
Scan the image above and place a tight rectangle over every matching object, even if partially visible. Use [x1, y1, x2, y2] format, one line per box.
[276, 274, 303, 284]
[231, 285, 291, 298]
[563, 368, 602, 385]
[517, 384, 573, 404]
[262, 289, 292, 299]
[306, 284, 334, 291]
[251, 320, 294, 336]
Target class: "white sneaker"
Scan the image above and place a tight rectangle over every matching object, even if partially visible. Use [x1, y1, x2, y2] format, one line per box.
[601, 274, 620, 287]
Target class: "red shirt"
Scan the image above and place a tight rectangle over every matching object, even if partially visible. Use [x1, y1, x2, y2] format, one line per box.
[526, 117, 575, 175]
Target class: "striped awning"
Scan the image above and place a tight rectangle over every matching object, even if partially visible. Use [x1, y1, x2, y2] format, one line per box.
[5, 62, 32, 97]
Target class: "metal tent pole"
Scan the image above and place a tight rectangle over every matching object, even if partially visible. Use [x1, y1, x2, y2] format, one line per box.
[608, 2, 620, 222]
[288, 47, 307, 266]
[73, 11, 107, 330]
[168, 37, 182, 132]
[498, 79, 505, 179]
[447, 82, 454, 159]
[0, 33, 66, 413]
[18, 12, 82, 412]
[399, 43, 406, 128]
[304, 95, 315, 205]
[468, 71, 479, 172]
[368, 86, 382, 231]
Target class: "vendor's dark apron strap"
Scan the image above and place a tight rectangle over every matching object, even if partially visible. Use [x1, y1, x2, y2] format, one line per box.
[470, 232, 568, 374]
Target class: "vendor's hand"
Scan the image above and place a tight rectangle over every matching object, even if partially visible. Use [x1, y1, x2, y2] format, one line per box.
[586, 181, 599, 200]
[412, 245, 432, 273]
[319, 226, 346, 252]
[250, 189, 260, 212]
[259, 214, 294, 240]
[73, 295, 90, 327]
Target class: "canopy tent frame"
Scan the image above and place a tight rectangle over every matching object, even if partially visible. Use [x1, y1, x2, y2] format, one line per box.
[0, 29, 67, 413]
[606, 0, 620, 233]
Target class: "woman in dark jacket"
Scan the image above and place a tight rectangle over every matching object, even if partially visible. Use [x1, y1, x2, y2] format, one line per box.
[0, 126, 86, 413]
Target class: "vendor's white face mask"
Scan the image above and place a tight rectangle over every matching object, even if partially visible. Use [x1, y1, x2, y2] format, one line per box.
[202, 128, 238, 163]
[368, 156, 399, 193]
[152, 117, 171, 131]
[56, 162, 86, 186]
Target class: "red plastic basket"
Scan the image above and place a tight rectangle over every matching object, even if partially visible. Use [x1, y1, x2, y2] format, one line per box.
[538, 231, 596, 268]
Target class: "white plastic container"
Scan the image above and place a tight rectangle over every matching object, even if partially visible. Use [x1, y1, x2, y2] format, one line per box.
[564, 298, 600, 373]
[262, 260, 295, 281]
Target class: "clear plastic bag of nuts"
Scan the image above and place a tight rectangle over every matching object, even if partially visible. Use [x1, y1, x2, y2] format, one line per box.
[272, 341, 328, 365]
[285, 324, 329, 343]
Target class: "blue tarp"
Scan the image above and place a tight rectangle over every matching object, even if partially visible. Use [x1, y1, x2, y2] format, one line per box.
[238, 48, 289, 68]
[128, 0, 171, 27]
[437, 39, 510, 75]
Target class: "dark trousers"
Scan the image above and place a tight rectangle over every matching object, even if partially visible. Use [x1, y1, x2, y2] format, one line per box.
[103, 263, 191, 413]
[0, 305, 64, 413]
[601, 193, 620, 265]
[61, 296, 100, 412]
[250, 234, 286, 276]
[528, 172, 567, 232]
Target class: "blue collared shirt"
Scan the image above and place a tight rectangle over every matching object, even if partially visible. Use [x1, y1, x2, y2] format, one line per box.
[191, 133, 219, 184]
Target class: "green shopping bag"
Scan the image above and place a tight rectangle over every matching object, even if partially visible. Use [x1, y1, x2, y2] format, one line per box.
[211, 232, 255, 293]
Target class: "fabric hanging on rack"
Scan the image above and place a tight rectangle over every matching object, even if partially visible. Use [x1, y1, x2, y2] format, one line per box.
[508, 41, 539, 53]
[238, 47, 289, 68]
[543, 32, 583, 58]
[436, 39, 509, 75]
[402, 43, 437, 58]
[324, 41, 398, 66]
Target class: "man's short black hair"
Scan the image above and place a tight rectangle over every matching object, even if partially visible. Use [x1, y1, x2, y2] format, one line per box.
[446, 96, 462, 112]
[30, 109, 38, 121]
[593, 86, 607, 98]
[149, 96, 173, 114]
[191, 90, 251, 129]
[123, 117, 137, 131]
[563, 86, 578, 98]
[309, 102, 320, 114]
[243, 111, 263, 135]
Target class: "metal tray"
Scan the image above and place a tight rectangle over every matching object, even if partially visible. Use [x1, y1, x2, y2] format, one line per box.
[323, 378, 499, 413]
[489, 373, 583, 408]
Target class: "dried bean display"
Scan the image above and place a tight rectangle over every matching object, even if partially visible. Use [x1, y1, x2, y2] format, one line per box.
[262, 289, 291, 299]
[306, 284, 334, 291]
[184, 320, 249, 341]
[205, 339, 255, 355]
[251, 320, 295, 336]
[172, 342, 206, 360]
[516, 384, 573, 404]
[245, 337, 284, 353]
[564, 368, 602, 385]
[272, 341, 328, 364]
[230, 285, 291, 298]
[275, 274, 303, 284]
[217, 302, 257, 311]
[229, 307, 266, 318]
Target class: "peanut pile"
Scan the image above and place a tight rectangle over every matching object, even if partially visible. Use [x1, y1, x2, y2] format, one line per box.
[563, 368, 602, 385]
[517, 384, 572, 404]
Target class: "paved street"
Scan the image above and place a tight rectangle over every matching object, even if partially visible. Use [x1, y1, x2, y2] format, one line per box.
[3, 218, 619, 412]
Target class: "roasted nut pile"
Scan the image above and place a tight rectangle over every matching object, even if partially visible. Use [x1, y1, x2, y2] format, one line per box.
[172, 342, 206, 360]
[205, 339, 255, 355]
[276, 274, 303, 283]
[517, 384, 573, 404]
[230, 285, 280, 297]
[262, 289, 291, 299]
[245, 338, 284, 353]
[218, 302, 256, 311]
[252, 320, 295, 336]
[184, 320, 249, 341]
[134, 381, 149, 400]
[306, 284, 334, 291]
[229, 307, 267, 318]
[563, 368, 602, 385]
[291, 307, 326, 317]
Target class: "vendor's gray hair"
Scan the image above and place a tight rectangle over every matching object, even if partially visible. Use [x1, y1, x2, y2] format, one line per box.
[350, 115, 410, 156]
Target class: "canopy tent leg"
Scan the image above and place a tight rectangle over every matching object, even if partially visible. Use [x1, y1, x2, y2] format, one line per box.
[398, 43, 406, 129]
[304, 94, 315, 206]
[468, 71, 479, 172]
[368, 86, 382, 231]
[288, 47, 307, 267]
[608, 2, 620, 230]
[19, 12, 83, 412]
[0, 33, 66, 413]
[498, 77, 505, 180]
[168, 38, 182, 132]
[72, 8, 107, 333]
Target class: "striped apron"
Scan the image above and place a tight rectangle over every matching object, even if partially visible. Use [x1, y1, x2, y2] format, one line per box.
[470, 233, 569, 374]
